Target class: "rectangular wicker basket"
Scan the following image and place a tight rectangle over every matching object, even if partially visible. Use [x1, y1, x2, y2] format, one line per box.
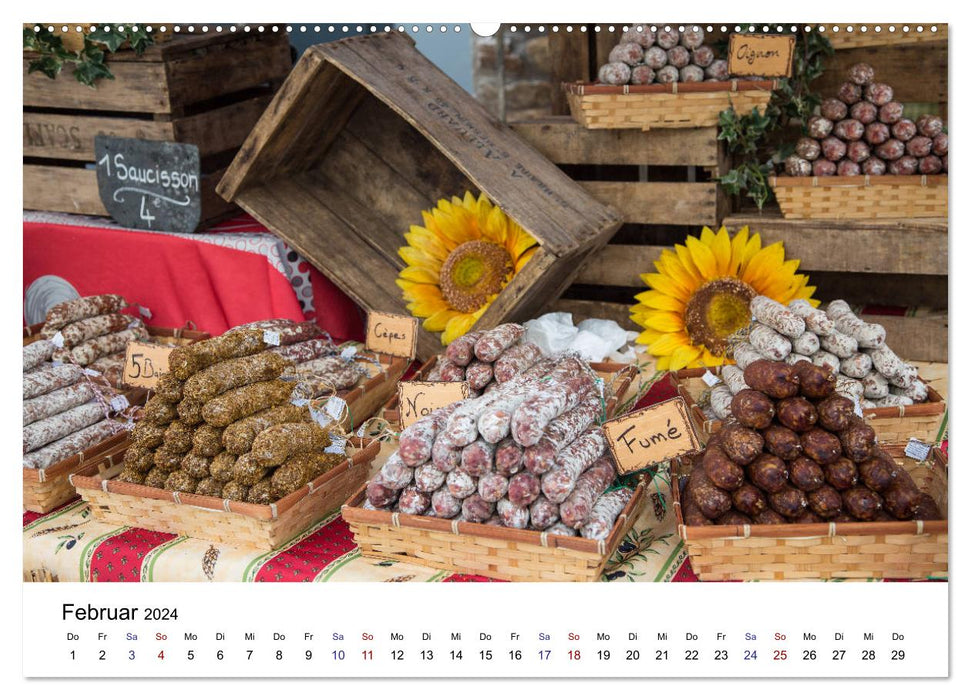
[672, 444, 948, 581]
[23, 430, 129, 514]
[72, 437, 380, 550]
[770, 175, 947, 219]
[22, 323, 210, 514]
[343, 481, 647, 582]
[672, 366, 947, 446]
[564, 79, 777, 130]
[381, 357, 637, 429]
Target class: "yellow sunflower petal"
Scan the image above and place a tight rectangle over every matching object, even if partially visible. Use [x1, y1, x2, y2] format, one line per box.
[673, 244, 703, 284]
[635, 329, 662, 346]
[398, 265, 440, 284]
[398, 246, 443, 270]
[700, 349, 726, 366]
[404, 227, 450, 261]
[655, 253, 698, 295]
[699, 225, 716, 246]
[514, 245, 538, 272]
[709, 226, 733, 276]
[669, 344, 702, 371]
[655, 355, 671, 371]
[742, 241, 786, 289]
[443, 313, 478, 345]
[739, 230, 763, 267]
[641, 272, 691, 301]
[727, 227, 750, 275]
[508, 230, 538, 260]
[407, 296, 450, 318]
[641, 312, 685, 333]
[634, 290, 685, 312]
[422, 309, 459, 332]
[685, 235, 718, 279]
[648, 332, 691, 356]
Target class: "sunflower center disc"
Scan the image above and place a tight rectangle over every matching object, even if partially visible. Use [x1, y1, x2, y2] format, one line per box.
[439, 240, 512, 313]
[683, 277, 756, 356]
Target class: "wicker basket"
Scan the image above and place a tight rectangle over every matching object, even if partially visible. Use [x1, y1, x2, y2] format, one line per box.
[564, 80, 777, 130]
[72, 437, 380, 550]
[672, 444, 948, 581]
[380, 357, 637, 429]
[337, 350, 409, 431]
[770, 175, 947, 220]
[23, 429, 128, 514]
[673, 366, 947, 446]
[343, 481, 647, 582]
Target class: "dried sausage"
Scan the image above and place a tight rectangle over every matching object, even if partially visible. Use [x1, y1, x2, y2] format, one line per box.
[23, 364, 84, 400]
[22, 419, 122, 469]
[183, 351, 290, 402]
[43, 294, 128, 331]
[201, 380, 294, 427]
[474, 324, 525, 363]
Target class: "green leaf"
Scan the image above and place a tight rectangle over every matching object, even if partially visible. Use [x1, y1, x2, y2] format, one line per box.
[87, 27, 128, 52]
[27, 56, 62, 79]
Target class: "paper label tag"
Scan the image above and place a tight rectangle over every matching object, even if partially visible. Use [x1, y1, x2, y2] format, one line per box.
[290, 397, 309, 407]
[602, 397, 701, 475]
[263, 330, 281, 347]
[50, 331, 65, 349]
[904, 438, 932, 462]
[853, 396, 864, 418]
[365, 311, 418, 359]
[325, 396, 347, 422]
[701, 370, 721, 387]
[310, 408, 331, 429]
[123, 341, 173, 389]
[340, 346, 358, 361]
[728, 33, 795, 78]
[109, 395, 130, 412]
[325, 433, 348, 455]
[137, 304, 153, 319]
[398, 381, 471, 429]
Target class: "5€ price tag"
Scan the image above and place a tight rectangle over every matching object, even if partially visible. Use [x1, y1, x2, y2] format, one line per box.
[398, 381, 471, 429]
[365, 311, 418, 359]
[601, 397, 701, 475]
[123, 341, 173, 389]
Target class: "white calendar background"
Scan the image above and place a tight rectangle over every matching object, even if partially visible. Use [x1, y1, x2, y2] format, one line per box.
[23, 582, 947, 678]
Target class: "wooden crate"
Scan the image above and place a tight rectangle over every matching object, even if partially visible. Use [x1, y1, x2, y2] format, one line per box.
[380, 355, 637, 429]
[769, 175, 947, 221]
[342, 480, 647, 582]
[672, 366, 947, 446]
[813, 30, 947, 117]
[511, 116, 730, 333]
[564, 80, 776, 131]
[23, 31, 292, 228]
[217, 32, 622, 361]
[820, 25, 947, 50]
[73, 437, 380, 550]
[672, 445, 948, 581]
[23, 430, 128, 514]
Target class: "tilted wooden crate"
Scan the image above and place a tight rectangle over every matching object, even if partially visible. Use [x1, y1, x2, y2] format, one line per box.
[510, 116, 729, 331]
[218, 32, 622, 360]
[23, 31, 292, 228]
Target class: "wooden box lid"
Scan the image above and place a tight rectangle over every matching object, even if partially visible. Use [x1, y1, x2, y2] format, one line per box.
[218, 32, 622, 359]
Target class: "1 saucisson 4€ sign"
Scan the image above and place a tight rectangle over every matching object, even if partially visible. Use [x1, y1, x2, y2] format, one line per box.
[365, 311, 419, 359]
[602, 397, 702, 475]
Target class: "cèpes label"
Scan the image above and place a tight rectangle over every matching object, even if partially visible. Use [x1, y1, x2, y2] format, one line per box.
[602, 397, 701, 475]
[398, 381, 471, 429]
[123, 341, 173, 389]
[365, 311, 419, 359]
[728, 33, 795, 78]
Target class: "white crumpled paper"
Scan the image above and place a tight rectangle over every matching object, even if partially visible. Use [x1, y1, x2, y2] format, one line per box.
[524, 313, 639, 363]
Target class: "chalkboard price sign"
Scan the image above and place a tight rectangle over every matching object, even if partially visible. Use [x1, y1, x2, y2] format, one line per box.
[94, 135, 202, 232]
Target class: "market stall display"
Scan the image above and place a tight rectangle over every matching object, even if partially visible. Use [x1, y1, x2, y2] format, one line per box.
[673, 359, 946, 580]
[217, 31, 622, 360]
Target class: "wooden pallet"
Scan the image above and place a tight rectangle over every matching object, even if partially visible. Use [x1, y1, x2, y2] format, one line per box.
[23, 31, 292, 228]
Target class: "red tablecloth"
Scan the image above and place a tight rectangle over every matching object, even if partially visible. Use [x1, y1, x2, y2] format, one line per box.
[23, 212, 364, 340]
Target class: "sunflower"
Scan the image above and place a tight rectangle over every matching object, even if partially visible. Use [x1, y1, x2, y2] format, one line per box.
[396, 192, 539, 345]
[631, 226, 818, 371]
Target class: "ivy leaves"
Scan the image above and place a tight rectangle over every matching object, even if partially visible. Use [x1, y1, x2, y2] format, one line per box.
[24, 25, 155, 87]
